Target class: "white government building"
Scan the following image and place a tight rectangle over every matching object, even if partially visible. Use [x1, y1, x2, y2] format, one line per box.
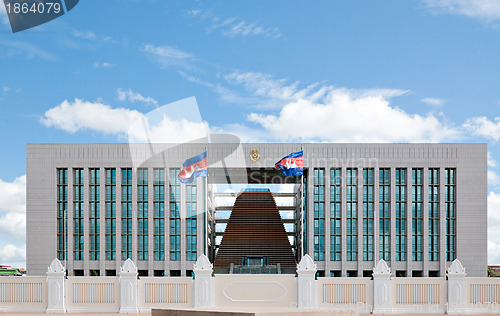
[26, 143, 487, 277]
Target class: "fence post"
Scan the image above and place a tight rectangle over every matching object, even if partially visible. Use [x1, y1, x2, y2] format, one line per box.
[46, 258, 66, 313]
[447, 259, 466, 314]
[372, 259, 392, 314]
[193, 254, 214, 308]
[119, 259, 139, 313]
[297, 254, 317, 309]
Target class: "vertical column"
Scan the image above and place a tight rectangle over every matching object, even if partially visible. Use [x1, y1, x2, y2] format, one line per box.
[193, 255, 214, 308]
[446, 259, 466, 314]
[46, 258, 66, 313]
[372, 259, 392, 314]
[119, 259, 139, 313]
[297, 254, 317, 309]
[341, 167, 347, 276]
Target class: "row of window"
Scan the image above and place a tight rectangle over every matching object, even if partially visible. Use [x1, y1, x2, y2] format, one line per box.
[57, 168, 197, 262]
[312, 168, 456, 262]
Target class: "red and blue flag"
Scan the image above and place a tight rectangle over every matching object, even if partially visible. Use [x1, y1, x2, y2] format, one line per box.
[275, 150, 303, 176]
[178, 151, 207, 184]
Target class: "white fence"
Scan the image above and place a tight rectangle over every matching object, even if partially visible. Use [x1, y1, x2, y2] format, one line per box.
[0, 276, 46, 313]
[317, 277, 372, 312]
[1, 256, 500, 314]
[138, 277, 192, 312]
[66, 277, 120, 313]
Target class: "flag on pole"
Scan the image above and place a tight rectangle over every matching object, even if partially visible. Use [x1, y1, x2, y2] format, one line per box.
[275, 150, 303, 176]
[178, 151, 207, 184]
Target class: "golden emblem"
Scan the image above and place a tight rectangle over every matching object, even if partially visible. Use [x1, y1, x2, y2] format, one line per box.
[250, 148, 260, 162]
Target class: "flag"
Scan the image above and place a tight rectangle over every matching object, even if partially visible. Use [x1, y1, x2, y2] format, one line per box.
[178, 151, 207, 184]
[275, 150, 303, 176]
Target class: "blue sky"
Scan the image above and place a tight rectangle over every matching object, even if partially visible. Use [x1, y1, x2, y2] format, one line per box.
[2, 0, 500, 267]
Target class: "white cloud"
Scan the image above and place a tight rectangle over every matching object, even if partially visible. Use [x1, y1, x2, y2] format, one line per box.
[423, 0, 500, 21]
[220, 19, 282, 39]
[489, 152, 497, 167]
[247, 91, 459, 143]
[72, 29, 113, 43]
[463, 116, 500, 142]
[41, 98, 208, 144]
[143, 44, 196, 70]
[93, 61, 116, 68]
[488, 191, 500, 228]
[0, 211, 25, 242]
[190, 9, 282, 39]
[489, 170, 500, 186]
[0, 244, 25, 268]
[117, 88, 158, 107]
[0, 175, 25, 213]
[421, 97, 445, 107]
[489, 240, 500, 265]
[41, 99, 144, 135]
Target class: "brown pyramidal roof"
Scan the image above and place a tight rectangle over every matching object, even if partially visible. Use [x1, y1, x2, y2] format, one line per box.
[214, 191, 297, 269]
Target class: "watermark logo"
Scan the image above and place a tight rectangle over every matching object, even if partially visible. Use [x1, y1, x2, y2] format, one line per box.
[3, 0, 79, 33]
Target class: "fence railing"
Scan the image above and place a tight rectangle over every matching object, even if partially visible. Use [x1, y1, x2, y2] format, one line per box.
[0, 276, 46, 312]
[138, 277, 192, 312]
[391, 277, 447, 313]
[0, 257, 499, 314]
[66, 277, 120, 313]
[317, 277, 372, 312]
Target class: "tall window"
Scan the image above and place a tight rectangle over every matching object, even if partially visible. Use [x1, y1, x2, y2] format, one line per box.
[412, 168, 423, 261]
[105, 168, 116, 260]
[395, 168, 407, 261]
[122, 168, 132, 260]
[57, 168, 68, 261]
[445, 168, 456, 261]
[154, 168, 165, 261]
[346, 168, 357, 261]
[330, 168, 341, 261]
[138, 168, 148, 261]
[313, 168, 325, 261]
[429, 168, 439, 261]
[186, 184, 197, 261]
[362, 168, 374, 261]
[73, 168, 84, 261]
[379, 168, 390, 261]
[170, 168, 181, 261]
[89, 168, 100, 261]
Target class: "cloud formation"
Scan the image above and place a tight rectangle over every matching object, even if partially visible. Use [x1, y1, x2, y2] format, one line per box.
[423, 0, 500, 22]
[94, 61, 116, 68]
[117, 88, 158, 107]
[41, 98, 208, 143]
[0, 244, 25, 268]
[0, 175, 25, 213]
[463, 116, 500, 142]
[421, 97, 445, 107]
[143, 44, 196, 70]
[0, 211, 25, 242]
[190, 9, 282, 39]
[222, 72, 458, 143]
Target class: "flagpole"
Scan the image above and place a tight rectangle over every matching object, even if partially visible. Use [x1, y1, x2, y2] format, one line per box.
[205, 145, 209, 258]
[301, 145, 304, 258]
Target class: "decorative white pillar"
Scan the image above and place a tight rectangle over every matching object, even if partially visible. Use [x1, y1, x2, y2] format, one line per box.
[193, 254, 214, 308]
[46, 258, 66, 313]
[119, 259, 139, 313]
[297, 254, 317, 309]
[447, 259, 466, 314]
[372, 259, 392, 314]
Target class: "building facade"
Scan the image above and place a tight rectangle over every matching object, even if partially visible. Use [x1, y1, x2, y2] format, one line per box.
[26, 143, 487, 277]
